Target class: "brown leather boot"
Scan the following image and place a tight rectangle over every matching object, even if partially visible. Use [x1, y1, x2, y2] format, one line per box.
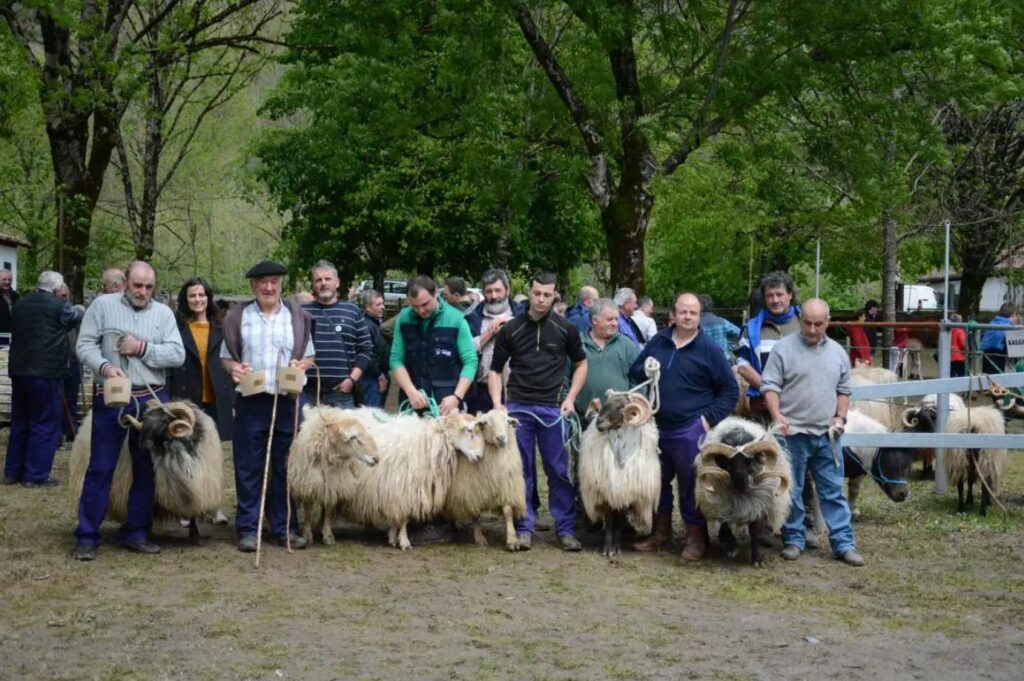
[680, 522, 707, 561]
[633, 513, 672, 552]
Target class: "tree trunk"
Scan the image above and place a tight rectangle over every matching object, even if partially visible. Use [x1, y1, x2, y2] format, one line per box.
[602, 190, 652, 293]
[46, 106, 118, 302]
[880, 209, 898, 368]
[957, 262, 986, 319]
[136, 68, 164, 262]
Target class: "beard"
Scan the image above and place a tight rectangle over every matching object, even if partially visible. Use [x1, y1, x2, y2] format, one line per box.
[316, 288, 336, 303]
[484, 298, 509, 316]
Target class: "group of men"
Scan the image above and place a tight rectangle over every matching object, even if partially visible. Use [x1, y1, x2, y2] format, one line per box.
[2, 256, 864, 567]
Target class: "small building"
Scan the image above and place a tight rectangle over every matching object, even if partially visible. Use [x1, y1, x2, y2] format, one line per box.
[0, 231, 33, 289]
[917, 251, 1024, 313]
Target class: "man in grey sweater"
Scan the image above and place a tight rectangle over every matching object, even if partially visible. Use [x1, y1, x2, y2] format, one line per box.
[761, 298, 864, 567]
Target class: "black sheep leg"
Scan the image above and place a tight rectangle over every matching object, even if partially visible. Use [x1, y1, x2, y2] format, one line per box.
[719, 523, 738, 559]
[748, 521, 764, 567]
[602, 514, 615, 557]
[611, 510, 624, 558]
[957, 480, 966, 513]
[980, 482, 991, 517]
[188, 518, 202, 544]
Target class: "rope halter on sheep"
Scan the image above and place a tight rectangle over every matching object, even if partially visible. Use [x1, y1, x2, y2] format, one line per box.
[695, 426, 790, 496]
[600, 357, 662, 426]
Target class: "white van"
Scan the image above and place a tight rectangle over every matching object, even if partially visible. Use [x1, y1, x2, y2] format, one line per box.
[901, 284, 938, 311]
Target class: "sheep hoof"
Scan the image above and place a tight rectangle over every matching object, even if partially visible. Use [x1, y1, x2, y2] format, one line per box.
[399, 542, 412, 551]
[506, 542, 519, 552]
[753, 559, 766, 569]
[323, 533, 336, 546]
[725, 547, 738, 559]
[851, 508, 861, 521]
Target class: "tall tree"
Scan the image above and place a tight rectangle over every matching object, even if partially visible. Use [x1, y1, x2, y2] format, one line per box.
[941, 101, 1024, 317]
[1, 0, 280, 300]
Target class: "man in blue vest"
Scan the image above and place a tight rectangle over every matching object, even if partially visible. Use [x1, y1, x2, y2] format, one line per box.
[4, 271, 84, 487]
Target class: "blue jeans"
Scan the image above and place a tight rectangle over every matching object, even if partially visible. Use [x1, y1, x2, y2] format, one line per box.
[359, 376, 387, 408]
[507, 402, 575, 536]
[780, 433, 856, 555]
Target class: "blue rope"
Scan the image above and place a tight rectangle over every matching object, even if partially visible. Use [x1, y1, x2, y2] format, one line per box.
[870, 451, 908, 488]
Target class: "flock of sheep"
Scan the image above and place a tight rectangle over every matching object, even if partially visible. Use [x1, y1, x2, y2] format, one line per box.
[65, 361, 1011, 564]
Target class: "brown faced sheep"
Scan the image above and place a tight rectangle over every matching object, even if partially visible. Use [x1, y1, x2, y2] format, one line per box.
[69, 400, 223, 542]
[287, 405, 379, 546]
[443, 409, 527, 551]
[578, 392, 661, 558]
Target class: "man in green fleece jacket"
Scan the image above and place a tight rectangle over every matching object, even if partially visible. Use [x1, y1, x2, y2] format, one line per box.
[574, 298, 639, 415]
[390, 275, 478, 415]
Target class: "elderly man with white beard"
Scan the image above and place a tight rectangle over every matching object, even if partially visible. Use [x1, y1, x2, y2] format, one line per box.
[464, 268, 523, 414]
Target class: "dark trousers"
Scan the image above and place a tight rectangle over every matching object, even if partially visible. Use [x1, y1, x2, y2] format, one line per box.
[233, 393, 302, 539]
[951, 360, 966, 378]
[5, 377, 63, 483]
[656, 419, 706, 526]
[63, 360, 82, 440]
[464, 382, 494, 415]
[507, 402, 575, 536]
[983, 352, 1007, 374]
[74, 388, 168, 547]
[306, 389, 355, 410]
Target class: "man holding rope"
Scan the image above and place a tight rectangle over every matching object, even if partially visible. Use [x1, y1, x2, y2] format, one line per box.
[761, 298, 864, 567]
[489, 271, 588, 552]
[629, 292, 738, 560]
[221, 261, 315, 553]
[72, 262, 184, 561]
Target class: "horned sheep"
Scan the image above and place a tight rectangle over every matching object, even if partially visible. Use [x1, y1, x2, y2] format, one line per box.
[442, 409, 527, 551]
[695, 417, 792, 567]
[578, 392, 661, 558]
[346, 410, 486, 550]
[69, 400, 223, 542]
[287, 405, 379, 546]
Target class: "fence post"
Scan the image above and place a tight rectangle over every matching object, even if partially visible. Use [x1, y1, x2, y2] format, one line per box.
[934, 323, 951, 495]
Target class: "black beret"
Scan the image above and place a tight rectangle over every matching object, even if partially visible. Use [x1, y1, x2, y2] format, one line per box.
[245, 261, 288, 278]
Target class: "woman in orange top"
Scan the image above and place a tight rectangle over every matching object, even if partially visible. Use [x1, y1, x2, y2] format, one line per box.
[168, 277, 235, 441]
[950, 313, 967, 377]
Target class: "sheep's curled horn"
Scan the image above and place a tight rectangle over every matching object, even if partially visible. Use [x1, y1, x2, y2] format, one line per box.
[622, 393, 653, 426]
[902, 407, 920, 428]
[696, 441, 789, 495]
[119, 403, 195, 439]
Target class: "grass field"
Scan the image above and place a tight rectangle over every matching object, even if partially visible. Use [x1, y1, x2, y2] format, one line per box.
[1, 412, 1023, 681]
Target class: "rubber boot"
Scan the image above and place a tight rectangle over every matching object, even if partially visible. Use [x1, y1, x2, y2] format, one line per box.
[633, 513, 671, 552]
[680, 522, 707, 561]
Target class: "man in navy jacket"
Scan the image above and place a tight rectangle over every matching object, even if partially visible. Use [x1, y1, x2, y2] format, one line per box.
[629, 292, 738, 560]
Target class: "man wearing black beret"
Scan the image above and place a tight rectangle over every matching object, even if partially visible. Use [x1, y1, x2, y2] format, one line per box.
[220, 260, 314, 551]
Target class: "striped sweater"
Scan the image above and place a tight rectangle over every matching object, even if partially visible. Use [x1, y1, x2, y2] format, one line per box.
[302, 300, 373, 389]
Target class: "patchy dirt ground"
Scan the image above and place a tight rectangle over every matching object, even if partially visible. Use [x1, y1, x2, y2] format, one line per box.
[2, 421, 1024, 681]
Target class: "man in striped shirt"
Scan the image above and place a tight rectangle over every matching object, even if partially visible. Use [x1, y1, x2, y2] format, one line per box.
[72, 261, 185, 561]
[301, 261, 373, 409]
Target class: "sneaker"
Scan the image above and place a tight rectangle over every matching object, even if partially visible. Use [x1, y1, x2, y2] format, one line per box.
[237, 535, 258, 552]
[407, 522, 453, 545]
[22, 477, 59, 488]
[274, 533, 308, 550]
[805, 532, 820, 550]
[121, 539, 161, 555]
[2, 476, 20, 486]
[559, 534, 583, 552]
[516, 532, 532, 551]
[839, 550, 865, 567]
[71, 545, 97, 561]
[781, 544, 803, 561]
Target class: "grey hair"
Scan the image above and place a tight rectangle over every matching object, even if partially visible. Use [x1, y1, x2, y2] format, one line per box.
[613, 287, 636, 307]
[311, 259, 338, 279]
[637, 295, 653, 308]
[481, 268, 510, 292]
[37, 270, 64, 293]
[360, 289, 382, 307]
[124, 261, 154, 281]
[590, 297, 618, 320]
[576, 285, 598, 305]
[0, 269, 10, 276]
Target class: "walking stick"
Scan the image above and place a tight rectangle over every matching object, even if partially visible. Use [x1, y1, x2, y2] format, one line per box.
[254, 381, 282, 569]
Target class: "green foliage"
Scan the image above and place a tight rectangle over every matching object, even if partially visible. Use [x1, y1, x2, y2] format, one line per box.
[253, 0, 602, 286]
